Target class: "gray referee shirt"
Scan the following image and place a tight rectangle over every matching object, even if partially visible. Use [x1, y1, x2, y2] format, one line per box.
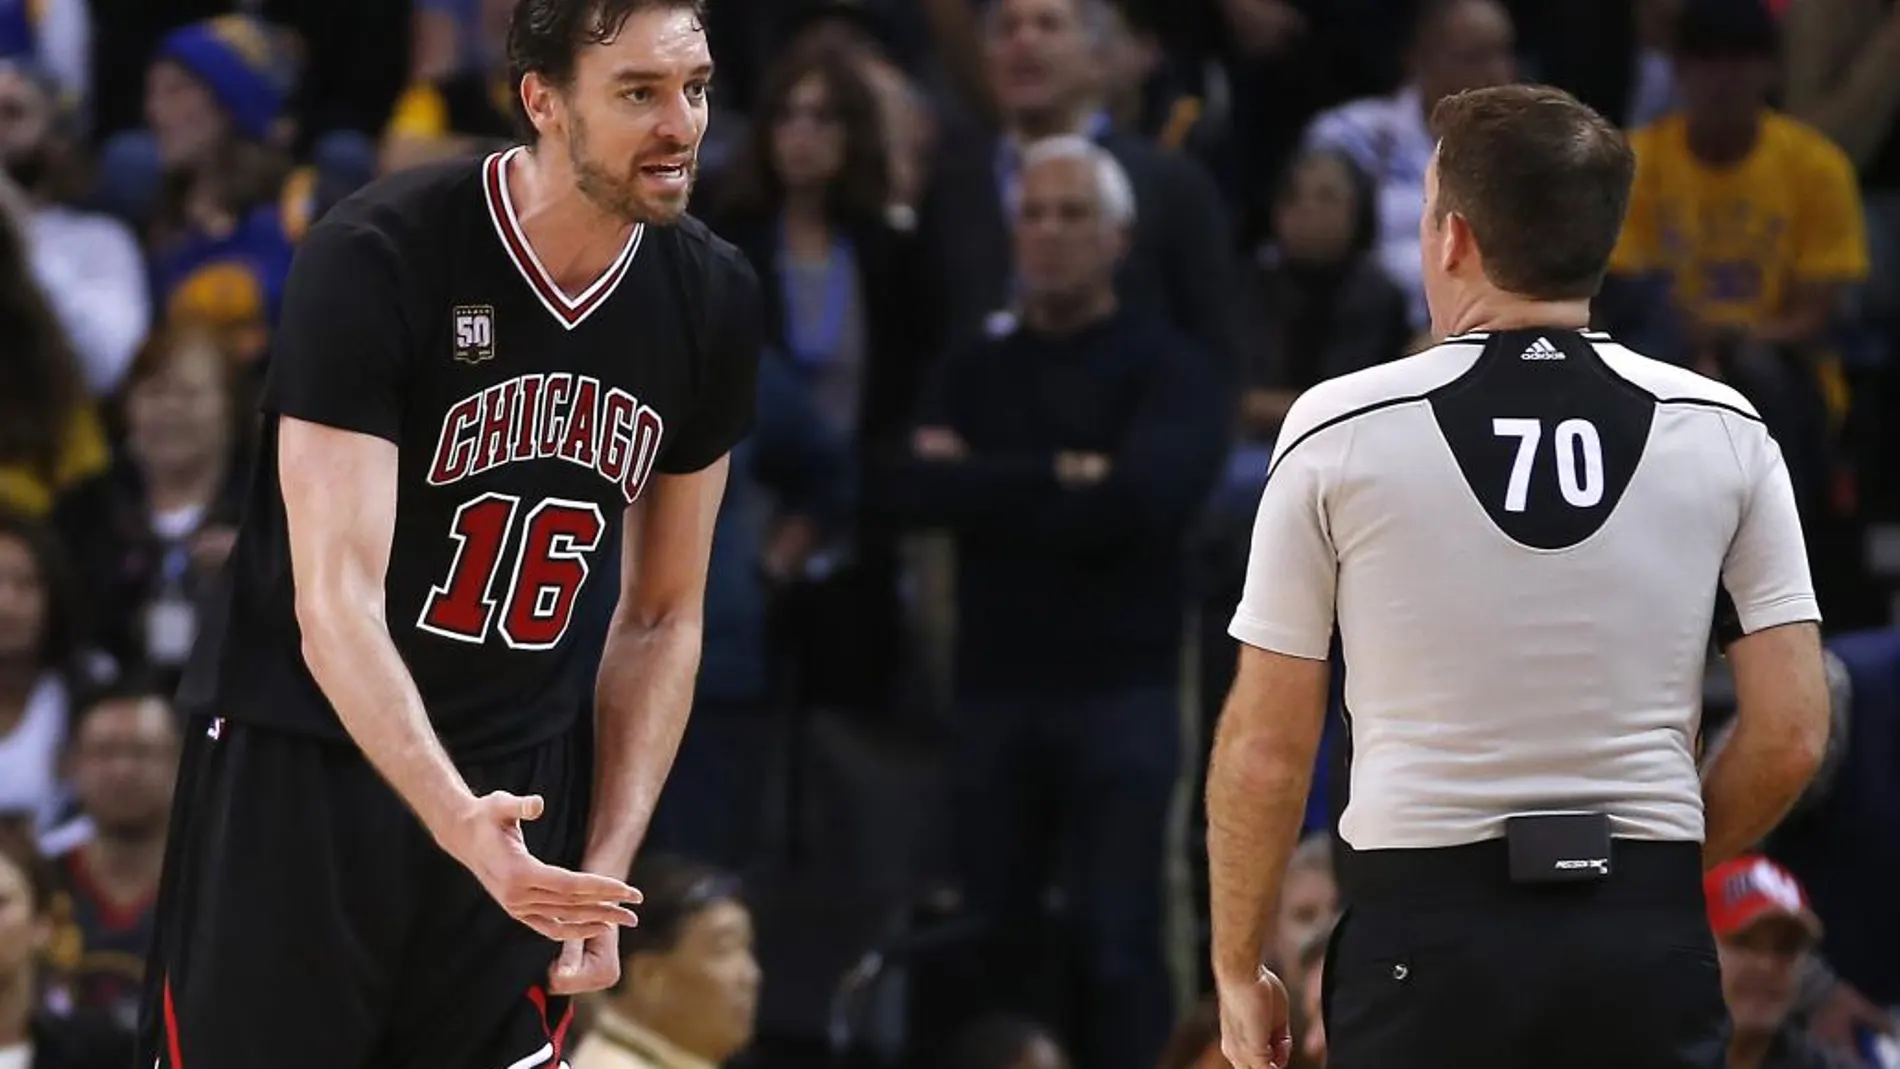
[1229, 328, 1820, 851]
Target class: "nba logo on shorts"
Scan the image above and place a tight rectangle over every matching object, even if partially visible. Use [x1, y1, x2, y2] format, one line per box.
[453, 305, 497, 364]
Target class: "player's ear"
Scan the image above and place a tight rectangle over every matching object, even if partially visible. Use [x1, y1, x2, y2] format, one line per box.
[1440, 208, 1474, 278]
[520, 70, 565, 140]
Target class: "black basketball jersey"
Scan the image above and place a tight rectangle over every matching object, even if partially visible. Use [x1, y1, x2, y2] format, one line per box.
[176, 149, 762, 758]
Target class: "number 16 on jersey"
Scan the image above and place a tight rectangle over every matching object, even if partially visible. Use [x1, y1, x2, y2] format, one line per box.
[1492, 417, 1604, 512]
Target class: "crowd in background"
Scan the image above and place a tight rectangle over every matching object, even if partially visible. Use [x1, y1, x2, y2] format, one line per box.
[1, 0, 1898, 1068]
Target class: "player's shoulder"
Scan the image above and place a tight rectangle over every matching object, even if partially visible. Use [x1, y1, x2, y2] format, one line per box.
[1589, 337, 1763, 421]
[305, 154, 486, 256]
[659, 212, 759, 296]
[1276, 333, 1486, 450]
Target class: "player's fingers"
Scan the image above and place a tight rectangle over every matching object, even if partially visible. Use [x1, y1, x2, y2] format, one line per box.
[517, 914, 615, 943]
[527, 863, 638, 904]
[493, 792, 544, 823]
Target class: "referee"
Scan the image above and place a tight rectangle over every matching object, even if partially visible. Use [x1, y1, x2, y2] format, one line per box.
[1207, 85, 1834, 1069]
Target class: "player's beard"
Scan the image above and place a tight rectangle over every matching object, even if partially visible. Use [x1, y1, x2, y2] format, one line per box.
[568, 110, 696, 226]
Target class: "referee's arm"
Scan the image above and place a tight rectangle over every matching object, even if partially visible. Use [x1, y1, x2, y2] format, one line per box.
[1700, 415, 1833, 869]
[1207, 403, 1340, 990]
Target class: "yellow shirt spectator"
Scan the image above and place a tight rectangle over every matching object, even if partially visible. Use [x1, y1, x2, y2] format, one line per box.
[0, 404, 109, 517]
[1610, 111, 1870, 331]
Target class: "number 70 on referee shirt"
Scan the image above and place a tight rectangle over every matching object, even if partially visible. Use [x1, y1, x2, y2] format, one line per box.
[1492, 417, 1605, 513]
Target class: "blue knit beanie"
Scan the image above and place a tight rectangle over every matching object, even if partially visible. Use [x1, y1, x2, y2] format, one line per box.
[155, 16, 287, 142]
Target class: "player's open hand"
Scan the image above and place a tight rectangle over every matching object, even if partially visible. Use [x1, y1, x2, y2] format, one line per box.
[443, 791, 641, 942]
[1217, 965, 1294, 1069]
[549, 925, 624, 996]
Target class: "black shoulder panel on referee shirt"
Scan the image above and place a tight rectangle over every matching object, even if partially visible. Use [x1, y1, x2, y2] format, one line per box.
[1429, 329, 1656, 550]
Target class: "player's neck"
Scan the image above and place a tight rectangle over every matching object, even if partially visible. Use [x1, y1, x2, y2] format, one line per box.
[510, 145, 637, 295]
[0, 968, 29, 1048]
[1439, 290, 1591, 338]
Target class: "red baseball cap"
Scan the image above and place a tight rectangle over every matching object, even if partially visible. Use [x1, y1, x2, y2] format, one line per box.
[1705, 855, 1823, 941]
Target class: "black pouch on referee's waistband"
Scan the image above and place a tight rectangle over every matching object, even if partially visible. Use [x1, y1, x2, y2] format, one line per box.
[1505, 811, 1613, 883]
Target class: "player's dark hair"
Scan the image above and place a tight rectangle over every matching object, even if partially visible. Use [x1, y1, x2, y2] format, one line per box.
[506, 0, 709, 138]
[0, 508, 87, 675]
[0, 209, 84, 486]
[715, 40, 891, 226]
[1430, 84, 1634, 301]
[620, 854, 743, 958]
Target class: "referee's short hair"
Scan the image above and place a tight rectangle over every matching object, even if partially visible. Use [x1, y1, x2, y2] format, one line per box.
[1429, 84, 1635, 301]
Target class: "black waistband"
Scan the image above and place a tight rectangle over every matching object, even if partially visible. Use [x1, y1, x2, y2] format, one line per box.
[1335, 837, 1706, 909]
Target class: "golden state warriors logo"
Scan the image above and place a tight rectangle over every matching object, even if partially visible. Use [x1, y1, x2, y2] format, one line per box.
[452, 305, 496, 364]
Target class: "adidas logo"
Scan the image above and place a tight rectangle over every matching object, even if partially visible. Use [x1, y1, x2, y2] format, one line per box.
[1521, 337, 1564, 361]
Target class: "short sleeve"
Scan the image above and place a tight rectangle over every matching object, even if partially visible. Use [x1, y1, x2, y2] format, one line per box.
[1721, 416, 1821, 636]
[1227, 408, 1341, 661]
[1609, 128, 1660, 276]
[656, 250, 763, 475]
[1793, 137, 1870, 283]
[261, 219, 413, 443]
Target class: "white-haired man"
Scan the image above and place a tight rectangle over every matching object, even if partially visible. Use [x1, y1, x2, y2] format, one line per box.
[898, 135, 1228, 1069]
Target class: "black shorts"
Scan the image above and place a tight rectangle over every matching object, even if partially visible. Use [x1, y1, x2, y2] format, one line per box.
[1322, 839, 1728, 1069]
[137, 715, 592, 1069]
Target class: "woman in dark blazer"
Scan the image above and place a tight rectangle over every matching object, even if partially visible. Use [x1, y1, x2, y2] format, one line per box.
[707, 40, 939, 716]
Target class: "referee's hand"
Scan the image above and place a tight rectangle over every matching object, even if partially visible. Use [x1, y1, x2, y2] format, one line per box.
[1217, 966, 1294, 1069]
[441, 791, 642, 943]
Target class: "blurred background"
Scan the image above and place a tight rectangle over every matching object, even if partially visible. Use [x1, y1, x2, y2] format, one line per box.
[0, 0, 1897, 1068]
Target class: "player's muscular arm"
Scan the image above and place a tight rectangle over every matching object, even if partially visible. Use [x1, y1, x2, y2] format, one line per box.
[282, 418, 635, 938]
[1702, 621, 1831, 868]
[585, 455, 732, 879]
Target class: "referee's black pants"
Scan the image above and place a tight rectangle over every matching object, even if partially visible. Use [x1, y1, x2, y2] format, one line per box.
[1323, 838, 1728, 1069]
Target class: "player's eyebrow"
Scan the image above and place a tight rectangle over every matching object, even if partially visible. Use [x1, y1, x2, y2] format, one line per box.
[610, 62, 715, 84]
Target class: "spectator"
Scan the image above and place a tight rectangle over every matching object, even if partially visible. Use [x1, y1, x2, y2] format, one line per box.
[943, 1014, 1070, 1069]
[0, 822, 128, 1069]
[710, 42, 937, 714]
[921, 0, 1241, 372]
[0, 512, 87, 837]
[0, 59, 149, 397]
[1237, 148, 1411, 443]
[0, 0, 89, 118]
[1150, 999, 1221, 1069]
[1289, 914, 1335, 1069]
[1301, 0, 1518, 331]
[643, 352, 853, 870]
[899, 137, 1226, 1069]
[1268, 834, 1336, 976]
[568, 856, 759, 1069]
[53, 324, 248, 684]
[0, 192, 105, 519]
[1706, 856, 1860, 1069]
[135, 16, 298, 367]
[40, 682, 178, 1030]
[380, 0, 516, 174]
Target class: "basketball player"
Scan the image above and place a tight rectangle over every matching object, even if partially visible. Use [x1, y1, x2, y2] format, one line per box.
[136, 2, 761, 1067]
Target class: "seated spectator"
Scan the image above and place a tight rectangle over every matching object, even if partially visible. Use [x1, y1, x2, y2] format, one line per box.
[54, 324, 247, 683]
[380, 0, 516, 174]
[709, 41, 936, 714]
[0, 59, 149, 396]
[943, 1015, 1070, 1069]
[139, 16, 298, 367]
[0, 511, 88, 836]
[1706, 856, 1858, 1069]
[569, 857, 759, 1069]
[0, 822, 128, 1069]
[1290, 914, 1336, 1069]
[0, 0, 88, 117]
[0, 197, 104, 519]
[899, 137, 1226, 1069]
[1238, 149, 1412, 444]
[40, 682, 178, 1030]
[1301, 0, 1517, 331]
[1269, 834, 1337, 976]
[1150, 999, 1220, 1069]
